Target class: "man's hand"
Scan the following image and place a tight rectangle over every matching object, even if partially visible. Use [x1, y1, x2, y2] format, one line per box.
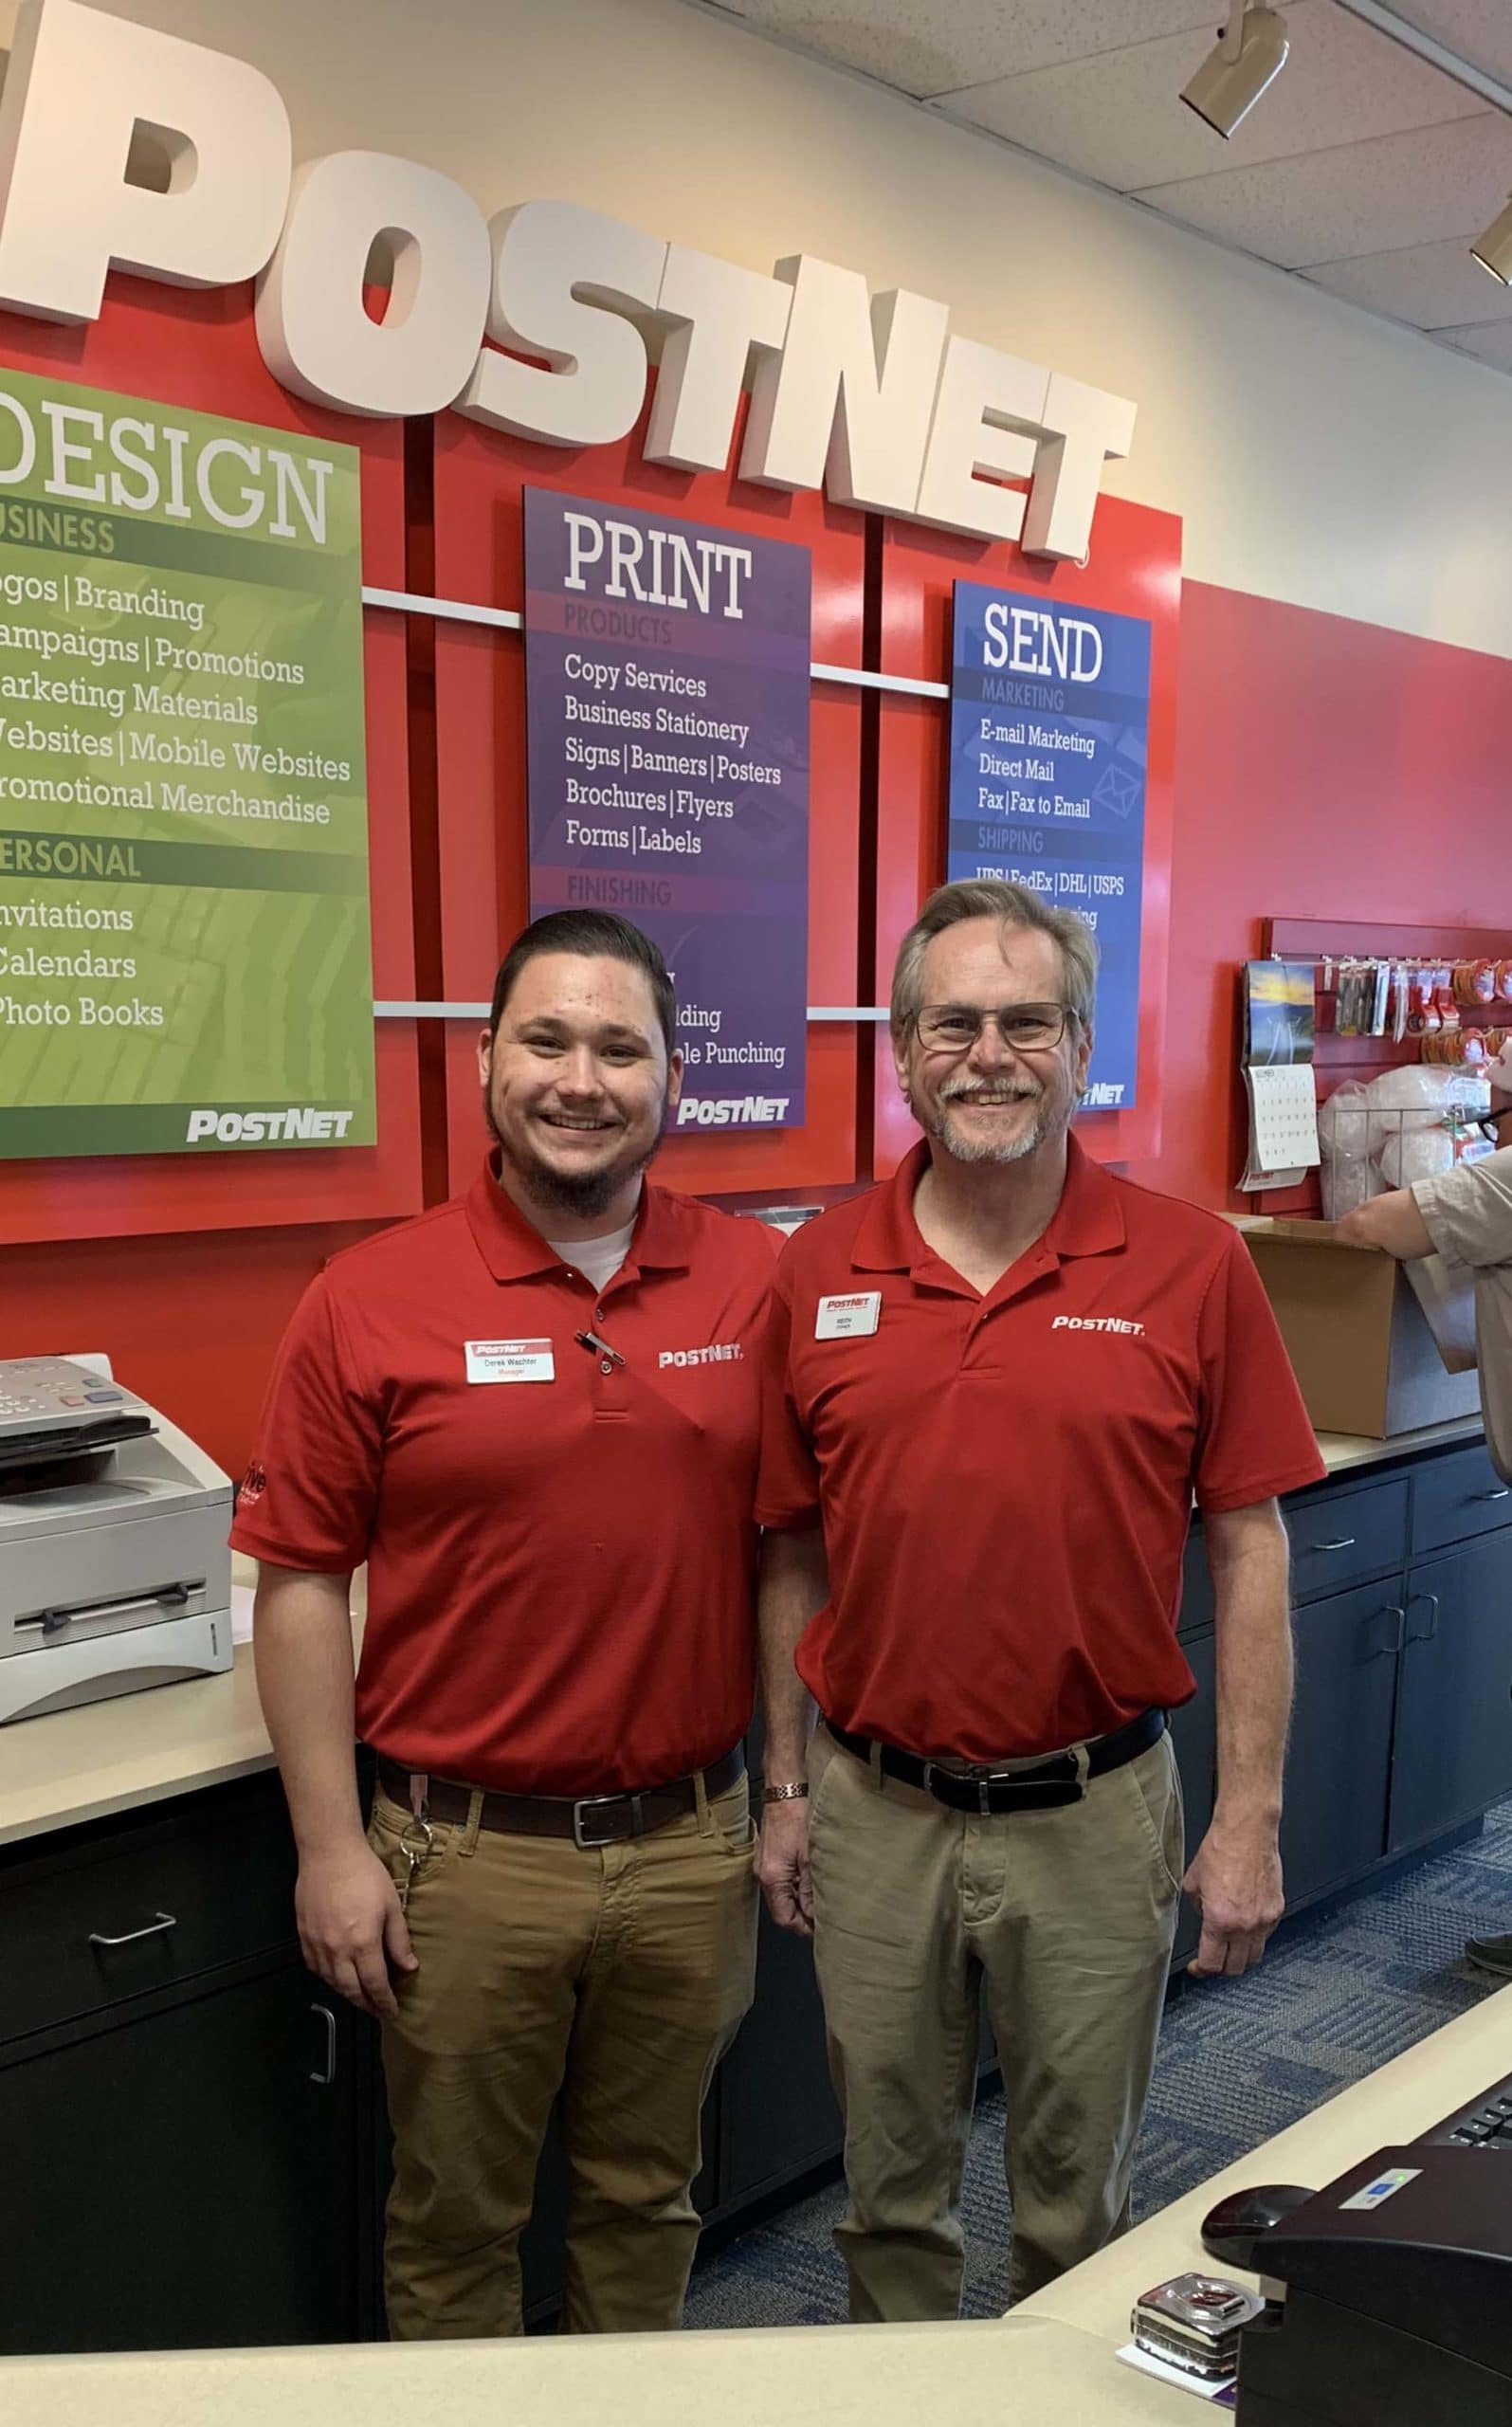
[1183, 1815, 1284, 1980]
[296, 1843, 418, 2017]
[756, 1796, 813, 1937]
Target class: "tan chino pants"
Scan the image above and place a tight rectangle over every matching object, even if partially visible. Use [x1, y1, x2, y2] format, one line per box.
[367, 1773, 757, 2339]
[807, 1721, 1181, 2320]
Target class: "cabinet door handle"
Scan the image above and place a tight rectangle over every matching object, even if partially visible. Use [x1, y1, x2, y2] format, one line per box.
[1405, 1592, 1441, 1646]
[88, 1910, 177, 1949]
[1308, 1537, 1357, 1555]
[1475, 1489, 1511, 1503]
[310, 2002, 337, 2087]
[1364, 1607, 1404, 1660]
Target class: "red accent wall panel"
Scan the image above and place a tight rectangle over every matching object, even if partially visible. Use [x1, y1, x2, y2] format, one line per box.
[1128, 579, 1512, 1214]
[0, 281, 423, 1246]
[0, 1217, 385, 1480]
[429, 388, 865, 1199]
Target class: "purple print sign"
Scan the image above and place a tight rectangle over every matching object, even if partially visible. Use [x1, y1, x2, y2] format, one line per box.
[523, 489, 811, 1131]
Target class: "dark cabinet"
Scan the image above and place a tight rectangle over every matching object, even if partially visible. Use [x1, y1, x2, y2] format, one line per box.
[1168, 1629, 1216, 1967]
[0, 1963, 355, 2354]
[716, 1901, 839, 2208]
[1280, 1582, 1400, 1906]
[1389, 1538, 1512, 1854]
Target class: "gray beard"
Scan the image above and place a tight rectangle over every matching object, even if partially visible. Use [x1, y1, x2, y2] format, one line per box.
[926, 1085, 1050, 1166]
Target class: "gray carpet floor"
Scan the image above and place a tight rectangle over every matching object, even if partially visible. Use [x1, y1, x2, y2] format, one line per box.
[684, 1803, 1512, 2327]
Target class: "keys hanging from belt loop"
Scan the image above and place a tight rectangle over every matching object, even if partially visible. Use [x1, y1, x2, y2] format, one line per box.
[397, 1815, 434, 1912]
[398, 1771, 433, 1913]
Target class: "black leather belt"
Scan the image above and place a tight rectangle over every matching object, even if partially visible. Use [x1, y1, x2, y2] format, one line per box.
[375, 1746, 745, 1847]
[824, 1708, 1165, 1815]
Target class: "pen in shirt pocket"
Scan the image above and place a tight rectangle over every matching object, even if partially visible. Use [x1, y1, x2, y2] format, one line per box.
[574, 1328, 626, 1369]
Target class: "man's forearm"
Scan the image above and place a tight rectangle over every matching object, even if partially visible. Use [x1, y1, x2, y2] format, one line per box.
[757, 1524, 828, 1784]
[1207, 1505, 1293, 1824]
[1337, 1188, 1433, 1261]
[253, 1564, 366, 1857]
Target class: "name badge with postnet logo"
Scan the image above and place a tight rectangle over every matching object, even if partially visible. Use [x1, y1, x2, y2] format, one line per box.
[465, 1339, 556, 1384]
[815, 1291, 882, 1341]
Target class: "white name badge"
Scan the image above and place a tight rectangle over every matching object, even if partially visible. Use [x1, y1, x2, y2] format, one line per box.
[465, 1338, 556, 1384]
[814, 1291, 882, 1341]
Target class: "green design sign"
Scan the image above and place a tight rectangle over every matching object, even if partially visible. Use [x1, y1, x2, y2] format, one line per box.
[0, 368, 374, 1158]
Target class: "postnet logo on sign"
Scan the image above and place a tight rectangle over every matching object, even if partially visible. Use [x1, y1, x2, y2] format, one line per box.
[676, 1095, 791, 1127]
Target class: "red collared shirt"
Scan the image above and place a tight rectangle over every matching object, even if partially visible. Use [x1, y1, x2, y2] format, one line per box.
[757, 1139, 1325, 1761]
[231, 1159, 775, 1792]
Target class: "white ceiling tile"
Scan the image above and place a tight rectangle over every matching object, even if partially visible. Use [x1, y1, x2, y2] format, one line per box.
[1133, 111, 1512, 266]
[1393, 0, 1512, 90]
[933, 2, 1478, 196]
[713, 1, 1216, 100]
[1437, 318, 1512, 368]
[1301, 235, 1512, 328]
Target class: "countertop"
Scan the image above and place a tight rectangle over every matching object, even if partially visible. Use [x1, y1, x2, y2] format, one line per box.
[0, 1421, 1485, 1850]
[3, 1981, 1506, 2425]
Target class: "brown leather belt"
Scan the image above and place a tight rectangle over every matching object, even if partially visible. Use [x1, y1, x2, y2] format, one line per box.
[374, 1746, 745, 1848]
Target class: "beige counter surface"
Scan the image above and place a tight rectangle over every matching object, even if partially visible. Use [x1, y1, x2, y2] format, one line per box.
[0, 1423, 1485, 1849]
[1316, 1413, 1483, 1475]
[2, 1986, 1506, 2425]
[0, 2306, 1180, 2427]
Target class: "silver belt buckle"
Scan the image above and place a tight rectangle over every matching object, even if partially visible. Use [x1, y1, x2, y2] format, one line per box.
[573, 1791, 644, 1849]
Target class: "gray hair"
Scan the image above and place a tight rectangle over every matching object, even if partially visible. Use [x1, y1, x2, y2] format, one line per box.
[889, 880, 1099, 1040]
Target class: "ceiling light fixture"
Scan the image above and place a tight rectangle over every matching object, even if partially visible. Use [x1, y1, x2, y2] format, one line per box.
[1180, 3, 1291, 138]
[1327, 6, 1512, 295]
[1472, 196, 1512, 286]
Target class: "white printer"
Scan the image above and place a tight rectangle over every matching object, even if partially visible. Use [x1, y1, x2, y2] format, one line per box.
[0, 1354, 232, 1726]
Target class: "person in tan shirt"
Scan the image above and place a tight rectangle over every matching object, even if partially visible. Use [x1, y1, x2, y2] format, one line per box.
[1339, 1045, 1512, 1977]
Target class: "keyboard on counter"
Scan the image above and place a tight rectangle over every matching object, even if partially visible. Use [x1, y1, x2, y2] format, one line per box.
[1416, 2071, 1512, 2151]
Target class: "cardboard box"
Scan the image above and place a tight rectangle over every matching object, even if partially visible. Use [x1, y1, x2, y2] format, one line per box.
[1239, 1219, 1482, 1439]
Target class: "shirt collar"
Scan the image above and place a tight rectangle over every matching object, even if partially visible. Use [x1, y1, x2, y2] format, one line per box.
[465, 1155, 693, 1283]
[851, 1133, 1125, 1273]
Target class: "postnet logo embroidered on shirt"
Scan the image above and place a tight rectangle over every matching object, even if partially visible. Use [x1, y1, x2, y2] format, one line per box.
[658, 1341, 745, 1369]
[1050, 1314, 1147, 1338]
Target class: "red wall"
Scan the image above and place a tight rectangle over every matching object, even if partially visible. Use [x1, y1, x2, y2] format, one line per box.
[1126, 582, 1512, 1212]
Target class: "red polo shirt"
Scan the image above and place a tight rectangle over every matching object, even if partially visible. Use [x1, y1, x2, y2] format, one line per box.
[757, 1139, 1325, 1761]
[230, 1159, 774, 1793]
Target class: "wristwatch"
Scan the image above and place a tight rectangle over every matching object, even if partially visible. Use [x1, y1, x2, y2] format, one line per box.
[761, 1779, 810, 1804]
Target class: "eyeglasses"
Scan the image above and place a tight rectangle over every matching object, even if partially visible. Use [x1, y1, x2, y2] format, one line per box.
[912, 1001, 1076, 1054]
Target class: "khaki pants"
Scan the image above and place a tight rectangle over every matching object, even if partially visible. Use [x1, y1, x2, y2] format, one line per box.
[808, 1722, 1181, 2321]
[367, 1774, 757, 2339]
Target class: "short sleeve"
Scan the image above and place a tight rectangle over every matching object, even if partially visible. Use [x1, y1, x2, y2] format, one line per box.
[1193, 1232, 1327, 1513]
[1415, 1148, 1512, 1274]
[228, 1271, 383, 1570]
[754, 1255, 823, 1529]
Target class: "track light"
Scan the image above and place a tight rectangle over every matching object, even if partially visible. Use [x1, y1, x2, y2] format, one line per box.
[1181, 3, 1290, 137]
[1472, 194, 1512, 285]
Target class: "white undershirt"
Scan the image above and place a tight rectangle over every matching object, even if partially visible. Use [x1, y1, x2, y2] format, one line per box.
[545, 1215, 636, 1296]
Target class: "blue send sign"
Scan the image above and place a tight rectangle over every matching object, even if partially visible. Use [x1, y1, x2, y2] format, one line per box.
[947, 583, 1153, 1110]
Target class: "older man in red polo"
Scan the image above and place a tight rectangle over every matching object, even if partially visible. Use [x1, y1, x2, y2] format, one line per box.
[756, 878, 1324, 2320]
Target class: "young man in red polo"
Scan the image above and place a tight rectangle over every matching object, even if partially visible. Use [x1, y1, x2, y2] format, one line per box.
[756, 878, 1324, 2320]
[234, 911, 771, 2339]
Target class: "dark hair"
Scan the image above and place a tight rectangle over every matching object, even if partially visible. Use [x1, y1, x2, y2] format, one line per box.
[488, 910, 677, 1060]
